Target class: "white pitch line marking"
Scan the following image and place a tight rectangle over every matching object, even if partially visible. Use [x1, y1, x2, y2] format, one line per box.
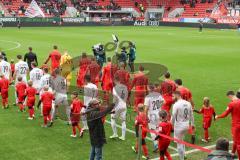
[0, 40, 21, 51]
[105, 120, 178, 152]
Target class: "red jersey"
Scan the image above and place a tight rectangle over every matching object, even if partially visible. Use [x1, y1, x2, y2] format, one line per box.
[114, 69, 130, 88]
[77, 57, 91, 87]
[218, 99, 240, 127]
[71, 98, 83, 114]
[10, 63, 15, 72]
[0, 77, 9, 91]
[102, 63, 118, 91]
[49, 50, 61, 70]
[135, 112, 148, 138]
[162, 93, 174, 112]
[87, 61, 101, 85]
[177, 86, 192, 101]
[131, 72, 148, 97]
[158, 121, 172, 143]
[26, 87, 37, 98]
[16, 82, 27, 96]
[161, 80, 176, 94]
[199, 105, 215, 120]
[41, 91, 54, 107]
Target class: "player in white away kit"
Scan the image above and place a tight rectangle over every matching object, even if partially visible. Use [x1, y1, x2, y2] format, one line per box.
[50, 68, 70, 125]
[30, 62, 43, 93]
[144, 83, 165, 151]
[14, 55, 29, 83]
[83, 75, 98, 130]
[40, 67, 51, 94]
[110, 76, 128, 141]
[0, 55, 11, 80]
[171, 91, 194, 160]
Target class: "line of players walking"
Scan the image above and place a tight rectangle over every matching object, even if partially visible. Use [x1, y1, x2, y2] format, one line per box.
[0, 45, 239, 160]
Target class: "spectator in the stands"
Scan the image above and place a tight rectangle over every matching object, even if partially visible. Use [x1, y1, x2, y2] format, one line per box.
[207, 138, 234, 160]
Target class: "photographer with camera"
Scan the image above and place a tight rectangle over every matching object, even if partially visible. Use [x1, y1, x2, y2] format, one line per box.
[92, 44, 106, 68]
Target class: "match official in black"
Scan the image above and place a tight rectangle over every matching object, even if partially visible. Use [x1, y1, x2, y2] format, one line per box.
[24, 47, 38, 70]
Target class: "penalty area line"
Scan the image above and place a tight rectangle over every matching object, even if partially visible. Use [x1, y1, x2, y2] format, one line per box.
[105, 120, 178, 152]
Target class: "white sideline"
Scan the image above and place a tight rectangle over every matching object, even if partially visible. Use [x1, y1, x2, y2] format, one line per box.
[0, 40, 21, 51]
[105, 120, 178, 152]
[150, 141, 233, 160]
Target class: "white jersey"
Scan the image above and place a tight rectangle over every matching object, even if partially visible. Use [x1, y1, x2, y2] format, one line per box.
[15, 61, 29, 82]
[40, 74, 51, 91]
[171, 99, 194, 128]
[30, 68, 43, 91]
[112, 83, 128, 111]
[144, 92, 164, 115]
[0, 60, 11, 79]
[84, 83, 98, 107]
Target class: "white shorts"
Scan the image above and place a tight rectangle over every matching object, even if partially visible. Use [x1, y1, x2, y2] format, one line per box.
[148, 112, 159, 129]
[111, 107, 127, 121]
[55, 93, 68, 106]
[174, 124, 189, 141]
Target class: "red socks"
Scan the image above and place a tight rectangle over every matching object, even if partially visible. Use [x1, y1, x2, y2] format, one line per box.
[72, 124, 82, 135]
[204, 129, 209, 141]
[18, 103, 24, 111]
[2, 98, 8, 107]
[28, 108, 35, 118]
[142, 144, 148, 157]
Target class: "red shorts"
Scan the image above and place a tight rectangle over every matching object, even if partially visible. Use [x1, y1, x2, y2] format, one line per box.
[43, 106, 51, 116]
[1, 89, 8, 99]
[203, 118, 212, 129]
[27, 97, 35, 107]
[18, 94, 25, 103]
[71, 113, 80, 126]
[158, 140, 171, 151]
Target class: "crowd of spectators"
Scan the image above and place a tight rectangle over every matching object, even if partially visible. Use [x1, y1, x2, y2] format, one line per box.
[1, 0, 67, 16]
[71, 0, 121, 12]
[180, 0, 214, 8]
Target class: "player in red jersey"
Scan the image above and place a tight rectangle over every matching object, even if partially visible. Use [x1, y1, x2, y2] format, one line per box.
[160, 72, 176, 95]
[216, 91, 240, 157]
[132, 104, 149, 159]
[86, 58, 101, 86]
[25, 81, 37, 120]
[194, 97, 215, 143]
[38, 85, 55, 128]
[161, 83, 174, 113]
[155, 110, 172, 160]
[15, 76, 27, 112]
[44, 45, 61, 73]
[70, 91, 84, 138]
[0, 74, 10, 109]
[175, 79, 194, 108]
[77, 53, 91, 88]
[130, 65, 148, 112]
[101, 57, 118, 103]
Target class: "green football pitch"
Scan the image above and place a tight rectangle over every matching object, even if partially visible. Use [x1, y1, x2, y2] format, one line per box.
[0, 26, 239, 160]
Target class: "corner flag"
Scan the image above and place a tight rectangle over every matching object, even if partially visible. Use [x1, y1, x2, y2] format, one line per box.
[25, 0, 45, 18]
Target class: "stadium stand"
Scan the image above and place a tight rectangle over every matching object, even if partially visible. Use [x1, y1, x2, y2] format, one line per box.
[0, 0, 230, 18]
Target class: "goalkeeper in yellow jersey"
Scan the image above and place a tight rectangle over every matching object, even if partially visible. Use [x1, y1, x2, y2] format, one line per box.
[60, 51, 73, 89]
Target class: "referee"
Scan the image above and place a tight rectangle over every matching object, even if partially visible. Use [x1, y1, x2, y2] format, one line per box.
[24, 47, 38, 70]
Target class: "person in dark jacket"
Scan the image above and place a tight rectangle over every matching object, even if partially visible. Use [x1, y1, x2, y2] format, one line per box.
[207, 138, 235, 160]
[86, 99, 114, 160]
[128, 42, 136, 72]
[24, 47, 38, 70]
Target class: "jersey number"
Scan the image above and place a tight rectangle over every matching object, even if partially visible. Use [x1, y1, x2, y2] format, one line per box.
[20, 67, 27, 74]
[152, 100, 160, 111]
